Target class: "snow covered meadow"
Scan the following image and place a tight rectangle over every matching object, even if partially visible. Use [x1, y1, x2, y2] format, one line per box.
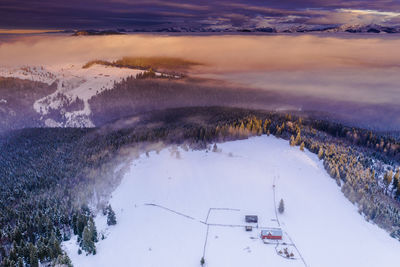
[63, 136, 400, 267]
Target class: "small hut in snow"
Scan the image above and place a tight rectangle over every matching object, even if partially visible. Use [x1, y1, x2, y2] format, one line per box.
[261, 229, 283, 240]
[245, 215, 258, 223]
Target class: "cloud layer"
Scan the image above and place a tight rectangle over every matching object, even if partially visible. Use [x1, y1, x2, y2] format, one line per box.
[1, 34, 400, 105]
[1, 0, 400, 29]
[1, 34, 400, 70]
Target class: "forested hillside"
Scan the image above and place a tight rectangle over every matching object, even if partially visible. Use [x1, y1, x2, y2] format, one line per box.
[1, 106, 399, 266]
[0, 77, 56, 132]
[89, 76, 400, 131]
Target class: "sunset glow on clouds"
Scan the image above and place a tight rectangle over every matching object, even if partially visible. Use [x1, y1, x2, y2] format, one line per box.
[1, 34, 400, 107]
[1, 1, 400, 29]
[1, 34, 400, 71]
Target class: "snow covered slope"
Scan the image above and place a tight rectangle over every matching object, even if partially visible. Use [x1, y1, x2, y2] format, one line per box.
[0, 64, 144, 127]
[64, 136, 400, 267]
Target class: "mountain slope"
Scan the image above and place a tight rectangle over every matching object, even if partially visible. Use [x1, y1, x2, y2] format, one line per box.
[64, 136, 400, 267]
[0, 64, 145, 129]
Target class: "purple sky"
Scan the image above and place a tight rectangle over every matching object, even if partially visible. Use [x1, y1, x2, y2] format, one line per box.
[1, 0, 400, 29]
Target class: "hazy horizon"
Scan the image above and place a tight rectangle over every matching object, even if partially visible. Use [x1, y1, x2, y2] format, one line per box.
[2, 1, 400, 30]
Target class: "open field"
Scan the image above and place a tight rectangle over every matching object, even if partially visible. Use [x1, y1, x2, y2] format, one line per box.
[64, 136, 400, 267]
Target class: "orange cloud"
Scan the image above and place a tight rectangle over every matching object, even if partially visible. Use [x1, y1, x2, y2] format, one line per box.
[1, 34, 400, 73]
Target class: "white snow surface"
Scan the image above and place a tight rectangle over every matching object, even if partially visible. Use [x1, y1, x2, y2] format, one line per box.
[63, 136, 400, 267]
[0, 65, 57, 85]
[0, 64, 144, 127]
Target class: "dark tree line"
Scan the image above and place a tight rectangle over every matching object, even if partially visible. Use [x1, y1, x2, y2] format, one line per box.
[0, 77, 56, 133]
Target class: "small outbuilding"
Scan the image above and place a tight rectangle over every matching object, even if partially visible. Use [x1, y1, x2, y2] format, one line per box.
[245, 215, 258, 223]
[261, 229, 283, 240]
[245, 226, 253, 231]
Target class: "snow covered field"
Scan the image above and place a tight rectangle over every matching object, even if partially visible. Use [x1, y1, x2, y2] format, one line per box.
[64, 136, 400, 267]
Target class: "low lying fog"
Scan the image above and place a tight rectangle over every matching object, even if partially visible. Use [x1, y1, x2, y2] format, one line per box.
[2, 34, 400, 70]
[1, 34, 399, 130]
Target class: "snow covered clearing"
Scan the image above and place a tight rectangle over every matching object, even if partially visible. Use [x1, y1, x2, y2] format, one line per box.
[0, 65, 57, 85]
[64, 135, 400, 267]
[0, 64, 144, 127]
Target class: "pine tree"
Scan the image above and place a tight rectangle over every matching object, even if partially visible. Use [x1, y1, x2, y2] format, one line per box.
[278, 199, 285, 214]
[20, 240, 29, 261]
[55, 227, 62, 240]
[290, 135, 295, 146]
[384, 170, 393, 188]
[17, 258, 23, 267]
[397, 178, 400, 199]
[9, 241, 18, 262]
[49, 231, 62, 260]
[394, 169, 400, 181]
[29, 243, 38, 267]
[239, 122, 245, 131]
[335, 166, 341, 179]
[263, 119, 270, 134]
[371, 170, 376, 180]
[81, 217, 97, 254]
[318, 147, 324, 160]
[106, 205, 117, 226]
[2, 257, 11, 267]
[295, 131, 301, 145]
[82, 226, 94, 254]
[394, 170, 400, 199]
[88, 217, 98, 243]
[300, 142, 305, 152]
[336, 175, 341, 186]
[63, 229, 71, 242]
[55, 252, 73, 267]
[76, 213, 86, 238]
[36, 239, 46, 261]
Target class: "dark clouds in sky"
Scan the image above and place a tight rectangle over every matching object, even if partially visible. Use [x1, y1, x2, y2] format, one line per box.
[1, 0, 400, 29]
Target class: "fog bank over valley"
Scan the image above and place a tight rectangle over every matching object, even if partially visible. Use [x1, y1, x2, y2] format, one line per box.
[1, 34, 399, 131]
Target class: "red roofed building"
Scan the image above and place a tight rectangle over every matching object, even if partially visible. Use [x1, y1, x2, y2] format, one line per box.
[261, 229, 283, 240]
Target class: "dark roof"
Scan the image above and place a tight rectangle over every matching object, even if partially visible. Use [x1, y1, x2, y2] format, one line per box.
[245, 215, 258, 222]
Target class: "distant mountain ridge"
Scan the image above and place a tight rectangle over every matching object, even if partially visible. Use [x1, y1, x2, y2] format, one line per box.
[72, 29, 126, 36]
[80, 24, 400, 34]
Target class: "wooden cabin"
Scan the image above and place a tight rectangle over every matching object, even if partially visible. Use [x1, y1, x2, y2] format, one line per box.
[245, 215, 258, 223]
[261, 229, 283, 240]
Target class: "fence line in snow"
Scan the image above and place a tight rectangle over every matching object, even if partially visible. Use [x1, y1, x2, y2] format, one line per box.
[143, 202, 309, 266]
[272, 177, 309, 267]
[272, 175, 281, 227]
[144, 203, 205, 223]
[202, 225, 210, 259]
